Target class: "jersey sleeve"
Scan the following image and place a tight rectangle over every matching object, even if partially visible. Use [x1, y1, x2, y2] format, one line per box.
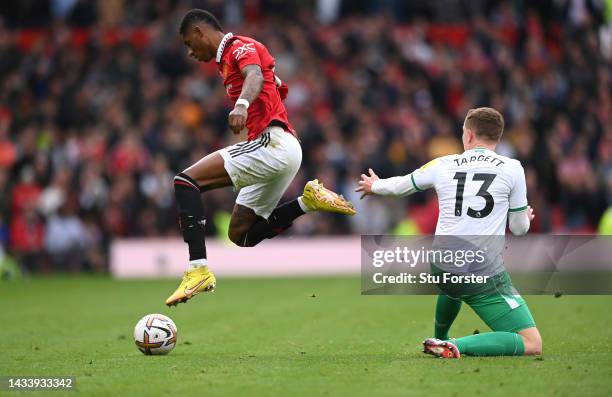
[230, 40, 262, 70]
[371, 158, 439, 197]
[508, 163, 528, 212]
[410, 158, 440, 191]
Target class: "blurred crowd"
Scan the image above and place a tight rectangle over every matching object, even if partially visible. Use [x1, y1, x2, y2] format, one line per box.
[0, 0, 611, 273]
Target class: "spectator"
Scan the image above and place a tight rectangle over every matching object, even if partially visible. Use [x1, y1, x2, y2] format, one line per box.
[44, 202, 89, 272]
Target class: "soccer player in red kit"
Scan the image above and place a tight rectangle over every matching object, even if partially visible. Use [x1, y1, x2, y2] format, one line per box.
[165, 9, 356, 306]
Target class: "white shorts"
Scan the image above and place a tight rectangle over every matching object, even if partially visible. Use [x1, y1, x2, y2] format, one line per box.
[219, 126, 302, 219]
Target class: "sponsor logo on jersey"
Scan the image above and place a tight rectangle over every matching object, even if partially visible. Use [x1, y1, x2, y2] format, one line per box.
[233, 43, 256, 60]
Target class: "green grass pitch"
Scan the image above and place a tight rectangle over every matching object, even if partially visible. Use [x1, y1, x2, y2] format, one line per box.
[2, 276, 611, 396]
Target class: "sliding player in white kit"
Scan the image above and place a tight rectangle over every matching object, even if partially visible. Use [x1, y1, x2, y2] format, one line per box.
[357, 107, 543, 358]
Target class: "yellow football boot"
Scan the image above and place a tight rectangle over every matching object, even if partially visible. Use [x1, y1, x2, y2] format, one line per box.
[301, 179, 356, 215]
[165, 266, 216, 307]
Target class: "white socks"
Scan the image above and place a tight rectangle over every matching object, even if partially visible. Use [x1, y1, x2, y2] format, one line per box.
[297, 196, 313, 213]
[189, 258, 208, 269]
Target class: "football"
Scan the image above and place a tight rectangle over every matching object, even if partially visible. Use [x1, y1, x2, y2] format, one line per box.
[133, 314, 178, 355]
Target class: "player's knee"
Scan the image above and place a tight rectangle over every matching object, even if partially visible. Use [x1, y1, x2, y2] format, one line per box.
[228, 229, 243, 246]
[522, 332, 543, 356]
[530, 335, 543, 356]
[174, 172, 200, 192]
[228, 228, 253, 247]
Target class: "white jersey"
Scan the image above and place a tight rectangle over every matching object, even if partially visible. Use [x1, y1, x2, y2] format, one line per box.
[372, 148, 528, 235]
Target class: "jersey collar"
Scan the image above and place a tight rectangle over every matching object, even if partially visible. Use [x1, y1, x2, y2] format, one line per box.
[469, 146, 493, 152]
[216, 32, 234, 63]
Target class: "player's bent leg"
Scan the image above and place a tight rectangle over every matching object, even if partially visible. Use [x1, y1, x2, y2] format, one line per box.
[231, 179, 361, 245]
[443, 304, 535, 357]
[423, 272, 539, 357]
[228, 204, 261, 246]
[166, 150, 232, 306]
[229, 198, 307, 247]
[518, 327, 543, 356]
[448, 331, 526, 357]
[445, 322, 540, 358]
[224, 129, 311, 247]
[222, 127, 356, 248]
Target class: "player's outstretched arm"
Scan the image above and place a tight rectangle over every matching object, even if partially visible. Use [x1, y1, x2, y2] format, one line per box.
[356, 168, 416, 199]
[228, 64, 264, 134]
[357, 159, 437, 199]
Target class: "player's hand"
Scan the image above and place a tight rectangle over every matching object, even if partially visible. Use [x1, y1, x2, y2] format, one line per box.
[355, 168, 379, 199]
[228, 104, 248, 134]
[527, 205, 535, 221]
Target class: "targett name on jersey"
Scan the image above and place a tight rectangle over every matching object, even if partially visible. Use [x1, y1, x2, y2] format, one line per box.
[453, 153, 505, 167]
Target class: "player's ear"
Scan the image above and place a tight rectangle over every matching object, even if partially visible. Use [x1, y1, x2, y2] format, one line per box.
[192, 25, 203, 38]
[466, 128, 475, 143]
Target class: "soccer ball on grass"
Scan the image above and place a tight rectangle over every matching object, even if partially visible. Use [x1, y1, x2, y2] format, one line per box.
[133, 313, 177, 355]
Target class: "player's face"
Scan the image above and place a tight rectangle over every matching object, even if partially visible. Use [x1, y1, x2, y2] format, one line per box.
[182, 29, 213, 62]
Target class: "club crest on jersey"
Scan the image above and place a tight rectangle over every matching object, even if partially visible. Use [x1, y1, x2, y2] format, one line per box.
[222, 64, 229, 79]
[233, 43, 256, 60]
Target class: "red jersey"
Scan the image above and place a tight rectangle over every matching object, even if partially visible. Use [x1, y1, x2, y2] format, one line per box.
[216, 33, 294, 141]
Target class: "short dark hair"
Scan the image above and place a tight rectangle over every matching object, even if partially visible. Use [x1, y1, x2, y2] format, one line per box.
[464, 107, 505, 142]
[179, 9, 222, 35]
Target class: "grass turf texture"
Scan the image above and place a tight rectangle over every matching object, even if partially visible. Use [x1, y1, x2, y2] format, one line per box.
[1, 276, 611, 397]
